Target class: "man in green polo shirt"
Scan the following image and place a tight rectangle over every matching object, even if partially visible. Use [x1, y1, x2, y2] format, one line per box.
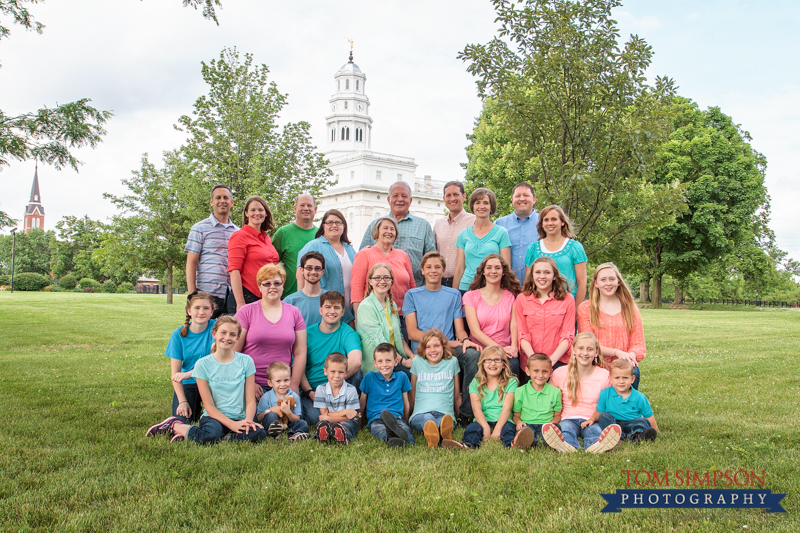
[273, 193, 318, 298]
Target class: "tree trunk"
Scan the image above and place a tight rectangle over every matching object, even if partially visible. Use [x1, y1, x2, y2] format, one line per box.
[651, 275, 662, 309]
[639, 278, 650, 302]
[673, 285, 684, 305]
[166, 261, 174, 304]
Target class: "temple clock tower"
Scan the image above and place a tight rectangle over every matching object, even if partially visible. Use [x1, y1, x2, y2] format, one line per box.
[325, 50, 373, 153]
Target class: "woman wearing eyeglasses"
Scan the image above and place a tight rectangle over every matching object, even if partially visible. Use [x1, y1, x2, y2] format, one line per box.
[234, 263, 307, 400]
[356, 263, 413, 375]
[227, 196, 280, 311]
[296, 209, 357, 310]
[350, 216, 416, 321]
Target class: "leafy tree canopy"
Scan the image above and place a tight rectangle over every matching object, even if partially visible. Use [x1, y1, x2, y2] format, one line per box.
[459, 0, 685, 256]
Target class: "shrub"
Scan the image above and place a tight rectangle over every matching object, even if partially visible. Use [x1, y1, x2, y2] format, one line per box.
[13, 272, 51, 291]
[59, 274, 78, 290]
[72, 288, 83, 293]
[102, 280, 117, 293]
[50, 284, 63, 292]
[79, 278, 101, 290]
[0, 274, 9, 286]
[119, 281, 135, 293]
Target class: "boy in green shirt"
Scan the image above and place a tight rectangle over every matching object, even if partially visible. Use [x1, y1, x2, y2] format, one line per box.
[511, 353, 562, 449]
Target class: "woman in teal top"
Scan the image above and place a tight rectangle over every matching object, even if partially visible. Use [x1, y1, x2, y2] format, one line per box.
[524, 205, 588, 310]
[355, 263, 412, 374]
[453, 188, 512, 291]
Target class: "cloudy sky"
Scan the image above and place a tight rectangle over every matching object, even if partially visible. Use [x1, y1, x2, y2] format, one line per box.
[2, 0, 798, 260]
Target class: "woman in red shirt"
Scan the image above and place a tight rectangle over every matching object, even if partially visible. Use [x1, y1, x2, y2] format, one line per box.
[577, 262, 646, 389]
[516, 256, 575, 374]
[227, 196, 279, 310]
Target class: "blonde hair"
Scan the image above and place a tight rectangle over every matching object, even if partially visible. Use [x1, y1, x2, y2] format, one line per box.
[523, 256, 569, 299]
[266, 361, 291, 380]
[474, 346, 514, 403]
[536, 205, 576, 240]
[589, 262, 637, 331]
[565, 332, 604, 406]
[608, 358, 634, 376]
[210, 316, 242, 353]
[416, 328, 454, 361]
[364, 262, 398, 314]
[181, 291, 215, 337]
[256, 263, 287, 285]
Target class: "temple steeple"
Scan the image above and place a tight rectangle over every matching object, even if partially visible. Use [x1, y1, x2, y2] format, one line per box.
[23, 165, 45, 233]
[325, 47, 372, 153]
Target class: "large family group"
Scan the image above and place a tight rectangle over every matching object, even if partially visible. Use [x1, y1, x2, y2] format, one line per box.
[146, 180, 657, 454]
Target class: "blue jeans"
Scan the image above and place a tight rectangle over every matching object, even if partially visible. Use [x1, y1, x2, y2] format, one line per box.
[463, 420, 516, 448]
[455, 347, 480, 420]
[172, 383, 202, 424]
[560, 418, 602, 450]
[517, 423, 551, 446]
[410, 411, 446, 433]
[631, 366, 641, 390]
[369, 417, 415, 444]
[186, 416, 267, 444]
[261, 412, 309, 435]
[339, 418, 360, 440]
[597, 412, 650, 439]
[301, 396, 320, 425]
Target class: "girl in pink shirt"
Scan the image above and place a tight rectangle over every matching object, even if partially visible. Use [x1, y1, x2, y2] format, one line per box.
[515, 257, 575, 373]
[577, 262, 646, 389]
[542, 333, 620, 454]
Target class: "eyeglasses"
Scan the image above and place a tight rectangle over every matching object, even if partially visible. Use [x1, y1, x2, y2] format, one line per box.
[303, 266, 324, 272]
[370, 276, 393, 283]
[483, 358, 503, 364]
[324, 220, 343, 226]
[260, 281, 284, 288]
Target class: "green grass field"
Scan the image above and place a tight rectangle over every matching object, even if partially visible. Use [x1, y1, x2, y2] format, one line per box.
[1, 293, 798, 532]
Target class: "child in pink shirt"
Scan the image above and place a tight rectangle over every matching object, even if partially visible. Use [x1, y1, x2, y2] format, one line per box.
[516, 257, 575, 372]
[542, 333, 621, 454]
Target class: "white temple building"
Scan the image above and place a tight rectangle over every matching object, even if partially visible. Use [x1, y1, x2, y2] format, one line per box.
[316, 51, 448, 242]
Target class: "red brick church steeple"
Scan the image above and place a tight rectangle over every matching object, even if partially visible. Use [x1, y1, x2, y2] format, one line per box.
[23, 166, 45, 233]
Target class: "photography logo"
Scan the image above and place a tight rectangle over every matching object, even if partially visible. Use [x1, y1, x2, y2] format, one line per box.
[601, 470, 786, 513]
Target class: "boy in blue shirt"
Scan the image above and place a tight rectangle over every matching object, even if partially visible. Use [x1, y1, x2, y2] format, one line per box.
[359, 343, 415, 447]
[313, 352, 361, 444]
[585, 359, 658, 446]
[256, 362, 309, 441]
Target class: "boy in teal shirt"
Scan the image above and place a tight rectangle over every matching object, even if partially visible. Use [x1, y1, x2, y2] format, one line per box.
[512, 353, 562, 449]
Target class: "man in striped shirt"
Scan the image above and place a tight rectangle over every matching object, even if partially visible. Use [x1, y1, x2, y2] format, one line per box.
[185, 185, 238, 317]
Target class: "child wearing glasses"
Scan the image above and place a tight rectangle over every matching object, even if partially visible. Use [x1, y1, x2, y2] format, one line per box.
[285, 252, 354, 327]
[444, 346, 518, 449]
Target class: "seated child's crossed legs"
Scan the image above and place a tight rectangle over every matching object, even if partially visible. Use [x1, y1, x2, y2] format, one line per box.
[369, 417, 415, 444]
[559, 418, 602, 450]
[597, 412, 651, 440]
[409, 411, 446, 433]
[261, 411, 309, 436]
[463, 421, 516, 448]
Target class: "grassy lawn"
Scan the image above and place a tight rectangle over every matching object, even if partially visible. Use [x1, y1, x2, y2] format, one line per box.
[0, 293, 798, 532]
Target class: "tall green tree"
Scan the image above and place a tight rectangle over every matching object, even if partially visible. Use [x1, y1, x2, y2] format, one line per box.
[175, 47, 333, 230]
[0, 227, 53, 275]
[642, 100, 769, 307]
[50, 215, 105, 279]
[97, 152, 192, 303]
[459, 0, 685, 256]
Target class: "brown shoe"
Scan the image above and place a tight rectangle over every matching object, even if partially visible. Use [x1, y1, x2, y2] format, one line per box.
[512, 426, 535, 450]
[441, 439, 468, 449]
[423, 420, 440, 447]
[440, 414, 455, 440]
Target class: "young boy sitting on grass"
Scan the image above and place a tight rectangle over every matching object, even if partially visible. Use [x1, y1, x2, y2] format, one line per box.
[256, 362, 309, 441]
[313, 352, 360, 444]
[584, 359, 658, 443]
[511, 353, 562, 449]
[359, 343, 415, 447]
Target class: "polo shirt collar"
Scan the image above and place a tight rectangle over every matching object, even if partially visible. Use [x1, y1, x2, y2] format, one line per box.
[209, 213, 235, 227]
[324, 382, 347, 398]
[376, 372, 396, 383]
[609, 388, 634, 403]
[242, 224, 265, 238]
[449, 209, 470, 224]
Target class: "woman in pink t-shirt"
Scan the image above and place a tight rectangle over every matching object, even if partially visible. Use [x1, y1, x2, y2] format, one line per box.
[463, 254, 522, 376]
[234, 263, 306, 400]
[578, 262, 646, 389]
[351, 217, 416, 317]
[542, 333, 620, 454]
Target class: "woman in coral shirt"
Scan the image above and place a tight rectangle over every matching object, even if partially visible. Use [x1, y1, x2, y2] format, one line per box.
[227, 196, 279, 310]
[577, 262, 646, 389]
[351, 217, 415, 320]
[516, 256, 575, 374]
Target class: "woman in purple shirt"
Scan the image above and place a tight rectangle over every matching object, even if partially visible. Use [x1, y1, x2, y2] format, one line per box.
[234, 263, 307, 399]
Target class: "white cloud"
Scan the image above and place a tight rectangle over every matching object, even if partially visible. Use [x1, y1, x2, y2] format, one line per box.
[614, 11, 663, 33]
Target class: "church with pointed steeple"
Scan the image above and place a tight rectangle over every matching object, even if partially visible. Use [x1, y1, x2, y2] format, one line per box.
[23, 166, 45, 233]
[316, 49, 448, 241]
